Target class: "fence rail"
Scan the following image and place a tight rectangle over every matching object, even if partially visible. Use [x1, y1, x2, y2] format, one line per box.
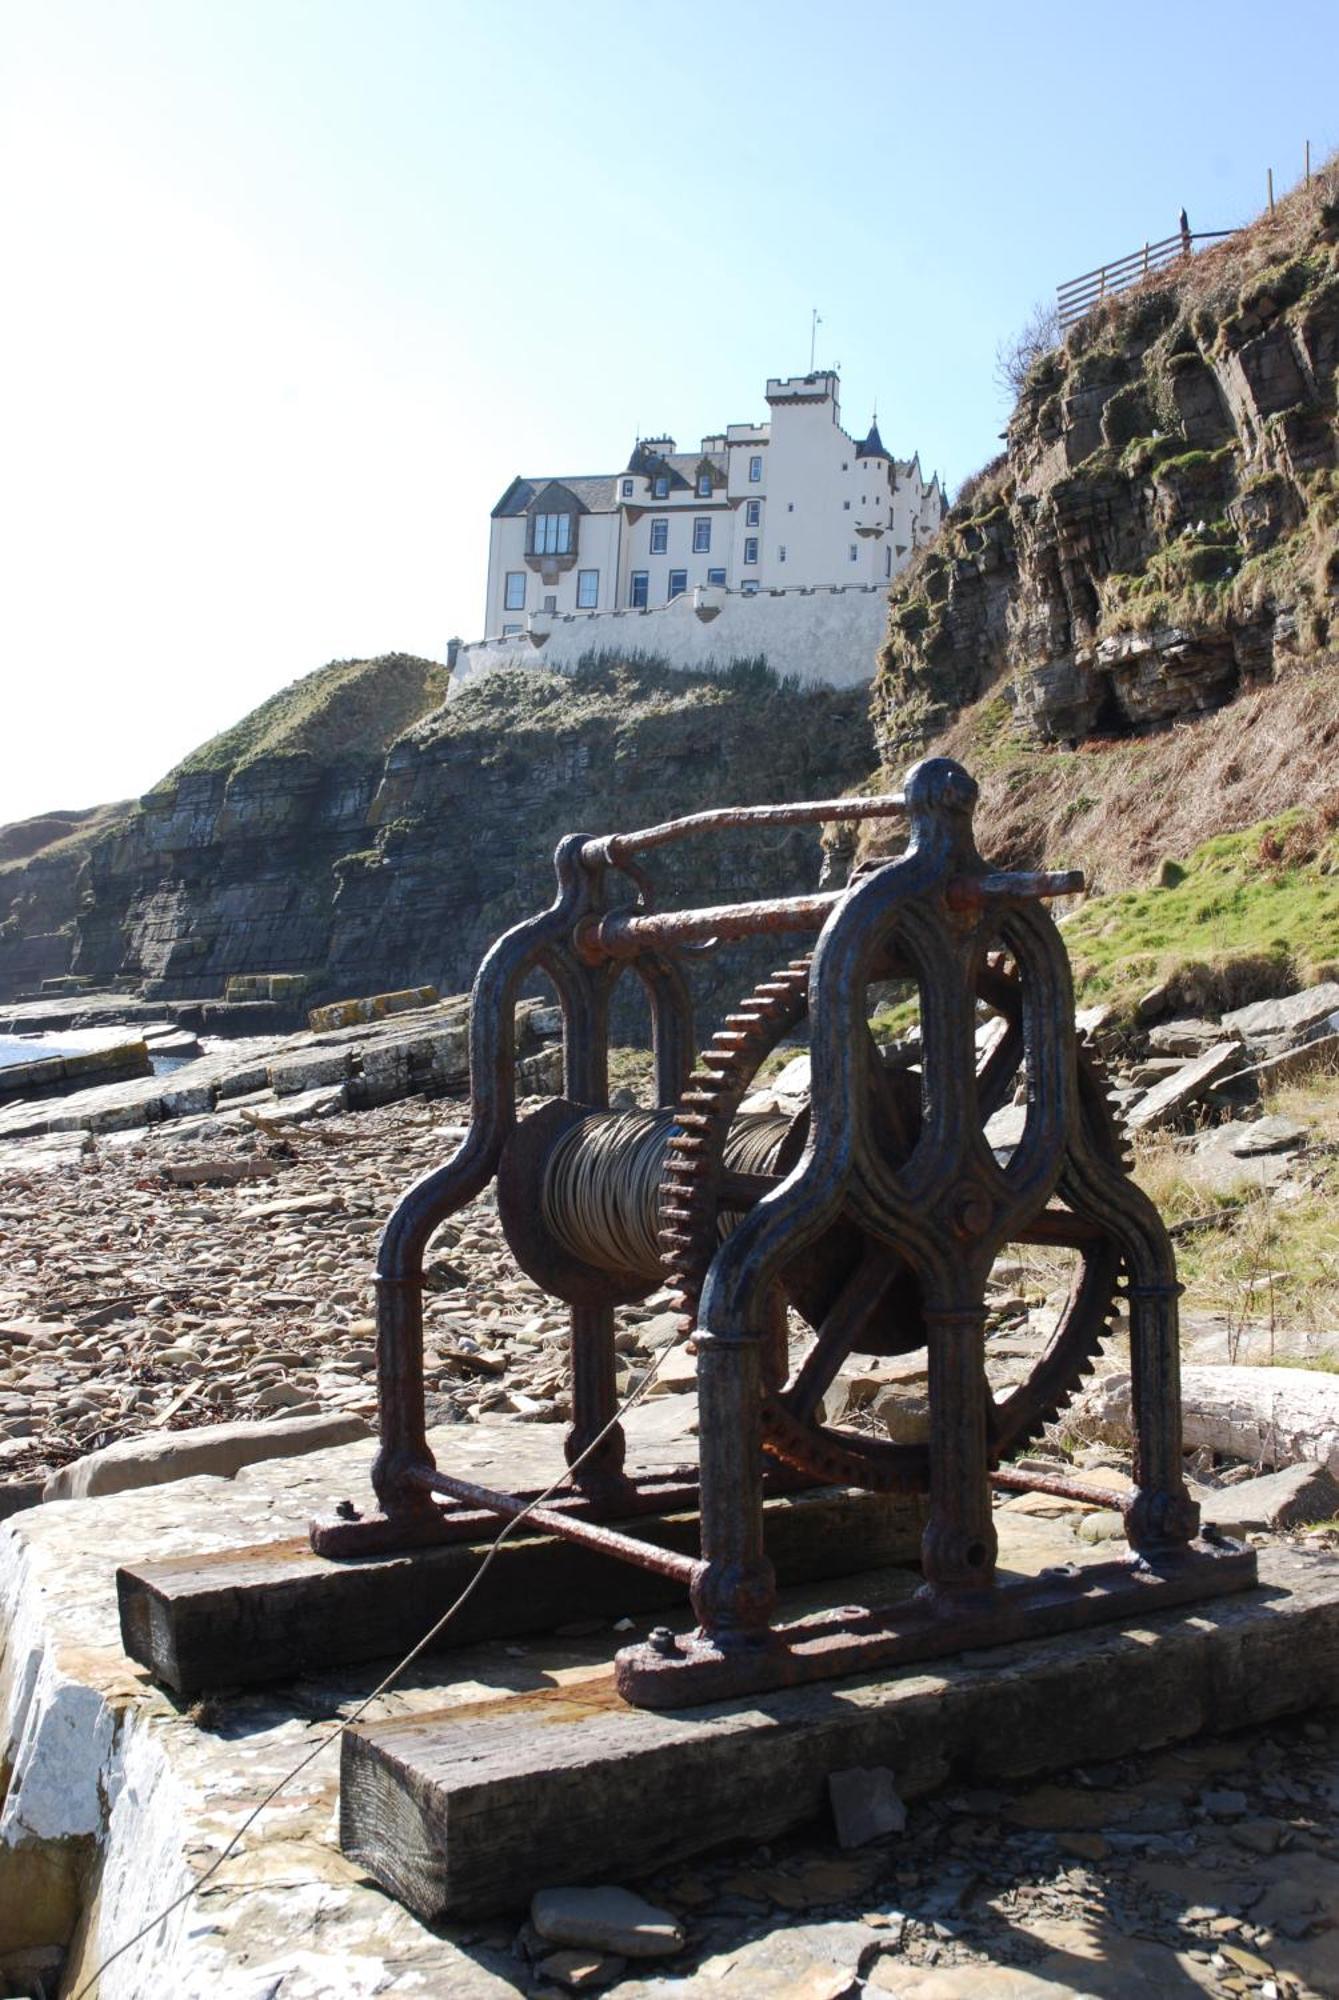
[1057, 229, 1234, 328]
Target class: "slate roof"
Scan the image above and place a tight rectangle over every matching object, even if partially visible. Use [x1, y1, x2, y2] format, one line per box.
[856, 421, 889, 460]
[491, 475, 617, 518]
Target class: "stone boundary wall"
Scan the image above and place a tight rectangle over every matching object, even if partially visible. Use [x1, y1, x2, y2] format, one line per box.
[449, 584, 891, 696]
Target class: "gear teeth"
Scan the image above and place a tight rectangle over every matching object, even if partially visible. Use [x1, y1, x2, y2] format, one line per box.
[658, 958, 811, 1329]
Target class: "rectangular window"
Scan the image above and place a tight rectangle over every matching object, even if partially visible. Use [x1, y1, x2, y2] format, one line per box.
[543, 593, 558, 612]
[843, 499, 850, 510]
[621, 478, 633, 497]
[707, 567, 726, 586]
[741, 579, 760, 595]
[748, 454, 763, 482]
[696, 472, 712, 498]
[576, 569, 599, 608]
[778, 545, 787, 562]
[503, 571, 526, 611]
[692, 517, 711, 554]
[653, 474, 670, 498]
[743, 536, 759, 565]
[630, 571, 649, 608]
[849, 545, 858, 561]
[667, 569, 687, 600]
[532, 513, 572, 556]
[745, 499, 760, 527]
[650, 518, 669, 554]
[502, 623, 522, 636]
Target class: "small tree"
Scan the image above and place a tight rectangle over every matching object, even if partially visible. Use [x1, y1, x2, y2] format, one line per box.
[995, 298, 1062, 400]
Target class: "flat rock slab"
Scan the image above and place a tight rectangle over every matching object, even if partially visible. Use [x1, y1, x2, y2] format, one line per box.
[341, 1545, 1339, 1922]
[1126, 1042, 1244, 1131]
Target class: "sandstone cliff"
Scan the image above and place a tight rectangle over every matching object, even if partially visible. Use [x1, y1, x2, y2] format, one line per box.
[872, 169, 1339, 765]
[4, 653, 872, 1027]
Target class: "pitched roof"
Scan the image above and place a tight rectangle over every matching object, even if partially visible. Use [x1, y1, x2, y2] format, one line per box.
[491, 474, 617, 518]
[856, 420, 889, 460]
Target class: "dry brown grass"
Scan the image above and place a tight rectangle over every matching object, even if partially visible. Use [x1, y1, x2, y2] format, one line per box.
[1071, 149, 1339, 347]
[932, 669, 1339, 891]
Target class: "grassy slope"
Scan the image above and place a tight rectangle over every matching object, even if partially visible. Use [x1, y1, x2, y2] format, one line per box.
[864, 669, 1339, 1021]
[165, 652, 451, 783]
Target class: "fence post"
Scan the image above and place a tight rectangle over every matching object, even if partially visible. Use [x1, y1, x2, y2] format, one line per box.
[1142, 240, 1150, 277]
[1268, 168, 1275, 216]
[1306, 139, 1311, 187]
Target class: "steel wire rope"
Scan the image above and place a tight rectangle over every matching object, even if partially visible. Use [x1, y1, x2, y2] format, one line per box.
[71, 1339, 681, 1999]
[542, 1109, 795, 1275]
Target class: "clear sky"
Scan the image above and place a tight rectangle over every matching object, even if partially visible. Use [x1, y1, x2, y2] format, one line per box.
[2, 0, 1334, 823]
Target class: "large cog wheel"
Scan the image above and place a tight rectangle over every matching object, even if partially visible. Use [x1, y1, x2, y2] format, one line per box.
[658, 956, 1128, 1493]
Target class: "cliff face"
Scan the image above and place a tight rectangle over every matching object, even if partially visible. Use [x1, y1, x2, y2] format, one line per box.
[872, 175, 1339, 764]
[12, 654, 873, 1029]
[0, 803, 132, 1001]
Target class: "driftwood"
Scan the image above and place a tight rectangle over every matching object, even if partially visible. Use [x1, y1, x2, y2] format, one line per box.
[1081, 1365, 1339, 1475]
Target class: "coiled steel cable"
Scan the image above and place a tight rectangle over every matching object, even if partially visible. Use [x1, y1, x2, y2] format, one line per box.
[542, 1108, 794, 1277]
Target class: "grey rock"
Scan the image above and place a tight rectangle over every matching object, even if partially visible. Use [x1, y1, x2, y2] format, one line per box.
[1199, 1114, 1307, 1158]
[1126, 1043, 1245, 1131]
[530, 1886, 685, 1959]
[829, 1764, 908, 1847]
[43, 1411, 372, 1501]
[1148, 1018, 1239, 1057]
[1195, 1460, 1339, 1533]
[1222, 982, 1339, 1044]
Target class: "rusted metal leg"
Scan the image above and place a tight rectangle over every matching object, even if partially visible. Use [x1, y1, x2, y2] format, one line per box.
[689, 1330, 777, 1644]
[1125, 1279, 1199, 1555]
[370, 1275, 441, 1531]
[920, 1306, 997, 1594]
[762, 1286, 789, 1393]
[565, 1301, 634, 1508]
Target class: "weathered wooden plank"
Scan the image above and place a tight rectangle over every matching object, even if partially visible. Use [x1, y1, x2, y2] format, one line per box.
[341, 1546, 1339, 1922]
[117, 1486, 926, 1697]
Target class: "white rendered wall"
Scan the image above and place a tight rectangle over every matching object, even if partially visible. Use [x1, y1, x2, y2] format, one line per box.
[484, 510, 623, 637]
[451, 583, 891, 695]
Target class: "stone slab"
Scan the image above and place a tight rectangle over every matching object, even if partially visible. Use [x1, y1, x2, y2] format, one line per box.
[1223, 980, 1339, 1042]
[341, 1545, 1339, 1922]
[44, 1410, 372, 1502]
[1126, 1042, 1244, 1131]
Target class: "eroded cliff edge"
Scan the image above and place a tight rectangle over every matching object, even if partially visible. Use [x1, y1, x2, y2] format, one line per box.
[872, 174, 1339, 764]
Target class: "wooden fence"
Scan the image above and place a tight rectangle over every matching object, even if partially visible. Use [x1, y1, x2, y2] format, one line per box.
[1057, 229, 1235, 328]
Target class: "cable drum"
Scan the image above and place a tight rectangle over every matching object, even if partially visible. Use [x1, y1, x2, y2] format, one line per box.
[542, 1108, 794, 1281]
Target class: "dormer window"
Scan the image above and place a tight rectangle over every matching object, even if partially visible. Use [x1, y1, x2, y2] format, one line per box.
[622, 478, 634, 498]
[696, 471, 712, 498]
[653, 474, 670, 499]
[531, 512, 572, 556]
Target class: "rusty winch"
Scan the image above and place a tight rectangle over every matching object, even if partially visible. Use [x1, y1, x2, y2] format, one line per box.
[311, 756, 1256, 1707]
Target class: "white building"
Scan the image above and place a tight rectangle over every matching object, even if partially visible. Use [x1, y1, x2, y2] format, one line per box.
[482, 372, 943, 640]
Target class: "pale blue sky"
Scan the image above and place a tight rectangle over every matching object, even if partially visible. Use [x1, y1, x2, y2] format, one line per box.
[2, 0, 1333, 821]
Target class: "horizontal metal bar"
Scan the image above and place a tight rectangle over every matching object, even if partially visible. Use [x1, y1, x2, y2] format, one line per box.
[582, 891, 840, 958]
[582, 867, 1085, 962]
[582, 793, 907, 869]
[946, 868, 1084, 910]
[990, 1465, 1131, 1512]
[411, 1466, 700, 1584]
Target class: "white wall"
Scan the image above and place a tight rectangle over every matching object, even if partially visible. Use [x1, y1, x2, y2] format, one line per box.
[451, 583, 891, 696]
[484, 509, 622, 637]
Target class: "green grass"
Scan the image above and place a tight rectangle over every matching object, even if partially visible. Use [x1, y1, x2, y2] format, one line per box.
[1063, 806, 1339, 1019]
[165, 652, 450, 783]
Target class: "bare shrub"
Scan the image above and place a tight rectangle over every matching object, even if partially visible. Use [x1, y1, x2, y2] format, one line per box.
[995, 299, 1062, 400]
